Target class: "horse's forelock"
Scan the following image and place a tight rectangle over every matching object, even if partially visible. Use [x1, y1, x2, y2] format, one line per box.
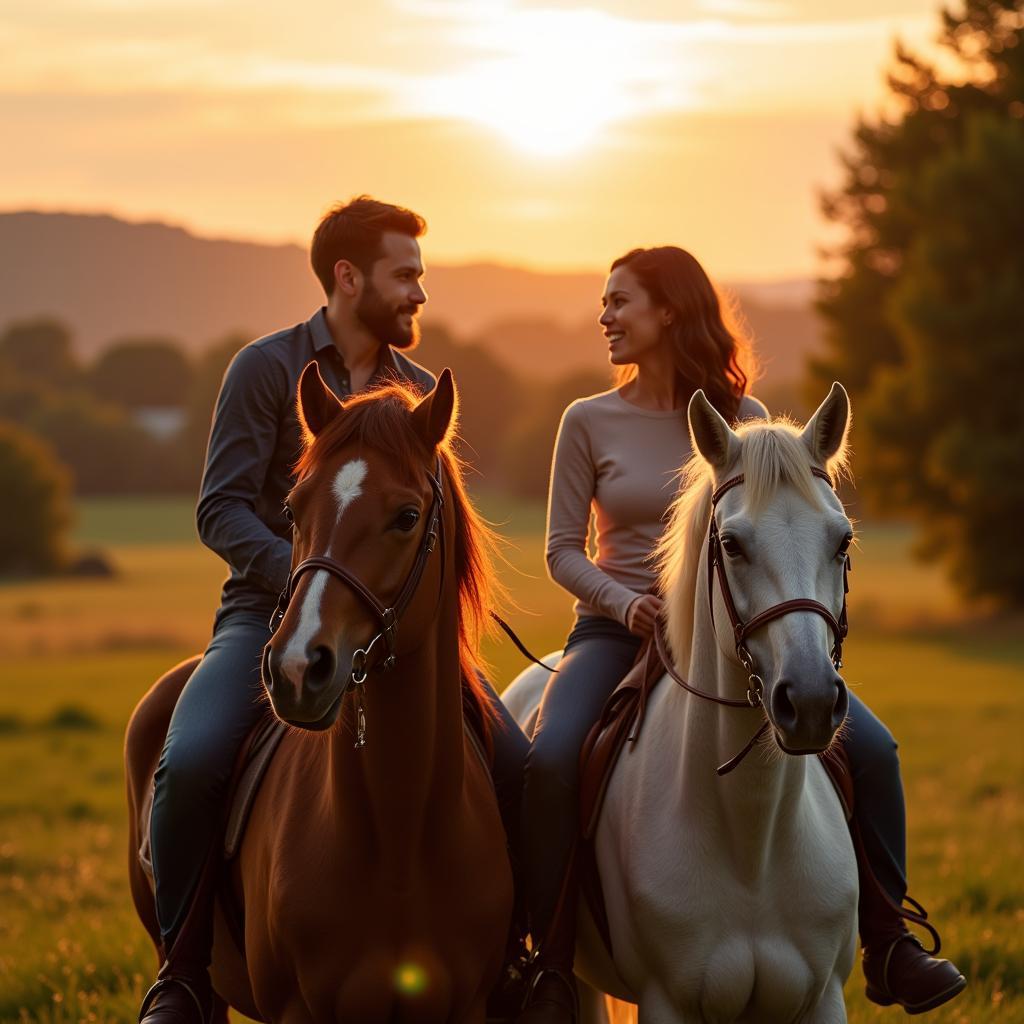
[293, 383, 423, 485]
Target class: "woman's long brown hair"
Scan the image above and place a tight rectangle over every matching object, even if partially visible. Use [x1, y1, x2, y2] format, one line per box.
[610, 246, 756, 422]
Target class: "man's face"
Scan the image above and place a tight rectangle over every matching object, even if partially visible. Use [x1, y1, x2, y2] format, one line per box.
[356, 232, 427, 350]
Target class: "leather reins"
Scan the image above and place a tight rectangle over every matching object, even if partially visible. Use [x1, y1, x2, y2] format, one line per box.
[656, 465, 852, 775]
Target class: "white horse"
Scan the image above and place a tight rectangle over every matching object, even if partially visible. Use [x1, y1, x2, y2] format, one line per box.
[504, 384, 859, 1023]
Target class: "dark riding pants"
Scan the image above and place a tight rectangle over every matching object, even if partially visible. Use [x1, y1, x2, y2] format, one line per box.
[520, 614, 908, 948]
[151, 608, 529, 946]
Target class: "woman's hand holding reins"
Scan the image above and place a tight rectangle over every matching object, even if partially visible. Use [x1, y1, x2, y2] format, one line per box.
[626, 594, 663, 637]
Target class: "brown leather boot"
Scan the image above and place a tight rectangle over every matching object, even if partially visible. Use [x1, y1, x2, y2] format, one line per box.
[515, 965, 579, 1024]
[138, 971, 212, 1024]
[864, 931, 966, 1014]
[852, 815, 966, 1014]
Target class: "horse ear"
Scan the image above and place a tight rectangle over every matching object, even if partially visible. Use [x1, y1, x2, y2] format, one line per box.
[688, 389, 739, 470]
[297, 361, 344, 440]
[801, 382, 850, 465]
[410, 368, 457, 450]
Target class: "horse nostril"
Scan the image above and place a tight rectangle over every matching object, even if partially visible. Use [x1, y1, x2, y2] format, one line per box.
[262, 644, 278, 695]
[771, 681, 798, 734]
[305, 644, 336, 693]
[831, 676, 849, 731]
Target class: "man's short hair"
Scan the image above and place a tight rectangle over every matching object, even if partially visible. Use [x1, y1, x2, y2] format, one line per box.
[310, 196, 426, 296]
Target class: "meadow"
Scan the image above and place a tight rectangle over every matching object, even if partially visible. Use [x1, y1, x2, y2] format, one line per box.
[0, 496, 1021, 1023]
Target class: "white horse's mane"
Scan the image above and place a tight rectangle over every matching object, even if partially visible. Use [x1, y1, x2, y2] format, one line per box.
[654, 415, 853, 673]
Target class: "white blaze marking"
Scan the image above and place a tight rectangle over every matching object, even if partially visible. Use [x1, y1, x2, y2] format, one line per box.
[332, 458, 367, 521]
[280, 570, 328, 679]
[280, 458, 367, 678]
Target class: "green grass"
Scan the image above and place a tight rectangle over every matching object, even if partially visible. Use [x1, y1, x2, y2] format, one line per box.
[0, 496, 1020, 1022]
[73, 497, 200, 547]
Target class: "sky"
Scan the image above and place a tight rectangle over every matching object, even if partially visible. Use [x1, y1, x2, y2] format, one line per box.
[1, 0, 950, 279]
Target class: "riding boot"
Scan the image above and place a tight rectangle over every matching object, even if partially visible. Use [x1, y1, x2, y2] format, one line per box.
[854, 820, 966, 1014]
[140, 847, 219, 1024]
[516, 966, 579, 1024]
[516, 850, 579, 1024]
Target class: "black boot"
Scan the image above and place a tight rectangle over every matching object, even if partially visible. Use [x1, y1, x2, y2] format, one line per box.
[141, 851, 219, 1024]
[516, 846, 581, 1024]
[516, 964, 578, 1024]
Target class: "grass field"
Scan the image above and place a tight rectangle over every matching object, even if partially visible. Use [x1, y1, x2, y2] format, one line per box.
[0, 496, 1021, 1022]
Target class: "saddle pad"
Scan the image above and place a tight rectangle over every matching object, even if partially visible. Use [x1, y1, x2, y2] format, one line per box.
[224, 714, 288, 860]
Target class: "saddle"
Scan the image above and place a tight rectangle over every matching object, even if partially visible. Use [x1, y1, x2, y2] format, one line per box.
[575, 636, 855, 957]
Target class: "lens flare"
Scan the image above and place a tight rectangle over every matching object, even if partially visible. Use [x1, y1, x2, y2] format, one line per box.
[394, 962, 428, 996]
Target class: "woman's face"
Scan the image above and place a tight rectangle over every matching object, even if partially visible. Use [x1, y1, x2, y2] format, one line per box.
[599, 265, 671, 366]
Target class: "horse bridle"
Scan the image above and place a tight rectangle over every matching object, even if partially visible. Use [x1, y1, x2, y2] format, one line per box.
[655, 465, 851, 774]
[267, 458, 446, 746]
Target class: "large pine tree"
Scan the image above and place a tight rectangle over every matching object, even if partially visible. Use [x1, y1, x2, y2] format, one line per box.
[815, 0, 1024, 605]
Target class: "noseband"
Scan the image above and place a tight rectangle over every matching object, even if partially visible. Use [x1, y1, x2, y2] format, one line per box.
[655, 465, 851, 775]
[268, 459, 446, 746]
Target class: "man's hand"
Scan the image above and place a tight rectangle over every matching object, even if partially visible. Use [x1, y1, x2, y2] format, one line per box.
[626, 594, 663, 637]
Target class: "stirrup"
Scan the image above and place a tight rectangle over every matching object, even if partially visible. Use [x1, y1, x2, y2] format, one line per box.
[138, 976, 209, 1024]
[522, 965, 579, 1021]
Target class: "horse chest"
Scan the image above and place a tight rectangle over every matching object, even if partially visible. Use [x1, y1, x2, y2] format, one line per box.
[595, 714, 857, 1021]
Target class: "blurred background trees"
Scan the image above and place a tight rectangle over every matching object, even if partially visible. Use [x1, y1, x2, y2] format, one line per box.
[0, 421, 72, 575]
[814, 0, 1024, 605]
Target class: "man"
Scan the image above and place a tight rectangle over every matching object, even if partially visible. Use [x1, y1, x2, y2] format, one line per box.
[141, 196, 528, 1023]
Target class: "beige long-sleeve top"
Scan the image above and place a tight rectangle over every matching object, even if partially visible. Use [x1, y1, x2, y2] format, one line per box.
[545, 388, 768, 625]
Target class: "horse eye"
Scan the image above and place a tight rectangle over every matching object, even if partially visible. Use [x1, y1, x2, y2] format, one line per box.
[282, 503, 294, 524]
[837, 533, 853, 558]
[395, 508, 420, 532]
[721, 535, 743, 558]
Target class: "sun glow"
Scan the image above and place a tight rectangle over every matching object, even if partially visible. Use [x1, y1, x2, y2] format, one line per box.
[417, 8, 694, 157]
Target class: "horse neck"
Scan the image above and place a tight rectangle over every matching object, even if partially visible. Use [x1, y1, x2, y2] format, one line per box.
[667, 554, 809, 871]
[328, 524, 467, 858]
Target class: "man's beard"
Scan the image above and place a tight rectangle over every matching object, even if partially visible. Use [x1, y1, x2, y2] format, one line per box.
[356, 283, 420, 350]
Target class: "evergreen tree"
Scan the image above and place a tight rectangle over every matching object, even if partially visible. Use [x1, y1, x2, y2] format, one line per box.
[815, 0, 1024, 604]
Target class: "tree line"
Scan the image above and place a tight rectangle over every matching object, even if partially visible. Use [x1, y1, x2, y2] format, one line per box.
[0, 316, 609, 499]
[0, 316, 611, 573]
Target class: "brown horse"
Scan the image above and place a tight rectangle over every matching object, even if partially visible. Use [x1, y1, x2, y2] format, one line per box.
[125, 366, 513, 1022]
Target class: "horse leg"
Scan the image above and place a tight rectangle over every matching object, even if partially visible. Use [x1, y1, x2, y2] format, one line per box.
[637, 987, 698, 1024]
[803, 976, 847, 1024]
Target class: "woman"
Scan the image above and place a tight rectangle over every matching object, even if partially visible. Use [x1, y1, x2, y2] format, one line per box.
[516, 246, 965, 1023]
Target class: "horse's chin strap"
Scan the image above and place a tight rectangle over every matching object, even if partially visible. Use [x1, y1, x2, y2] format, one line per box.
[269, 458, 446, 747]
[655, 464, 853, 776]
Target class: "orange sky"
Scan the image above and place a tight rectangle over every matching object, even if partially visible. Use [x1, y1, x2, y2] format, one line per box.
[2, 0, 948, 278]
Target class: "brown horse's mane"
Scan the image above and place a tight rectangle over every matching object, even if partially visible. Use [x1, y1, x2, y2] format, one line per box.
[294, 380, 505, 738]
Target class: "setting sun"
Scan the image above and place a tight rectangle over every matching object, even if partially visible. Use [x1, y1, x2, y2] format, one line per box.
[416, 8, 695, 157]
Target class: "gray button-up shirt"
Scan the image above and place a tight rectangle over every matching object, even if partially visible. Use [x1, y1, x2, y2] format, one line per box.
[196, 307, 436, 617]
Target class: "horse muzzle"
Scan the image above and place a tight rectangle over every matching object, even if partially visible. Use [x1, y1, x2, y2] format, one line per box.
[262, 640, 349, 730]
[767, 670, 848, 754]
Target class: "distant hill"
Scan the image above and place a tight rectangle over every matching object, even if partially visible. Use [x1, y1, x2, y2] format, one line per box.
[0, 211, 823, 407]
